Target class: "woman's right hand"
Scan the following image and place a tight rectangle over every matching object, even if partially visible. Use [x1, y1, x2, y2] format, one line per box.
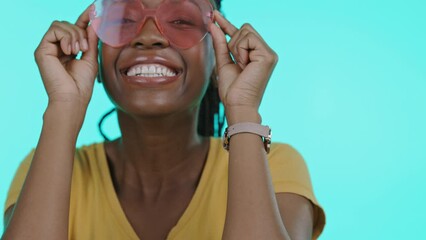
[34, 6, 98, 108]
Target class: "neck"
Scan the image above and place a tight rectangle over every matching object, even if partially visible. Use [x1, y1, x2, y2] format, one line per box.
[109, 108, 210, 196]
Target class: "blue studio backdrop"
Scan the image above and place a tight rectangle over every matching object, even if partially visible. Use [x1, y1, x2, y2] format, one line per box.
[1, 0, 425, 239]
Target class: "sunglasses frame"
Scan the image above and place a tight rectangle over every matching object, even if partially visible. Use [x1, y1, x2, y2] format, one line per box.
[90, 0, 214, 49]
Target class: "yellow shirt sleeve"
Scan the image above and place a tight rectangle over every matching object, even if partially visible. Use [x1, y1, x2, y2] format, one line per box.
[268, 143, 326, 239]
[4, 149, 35, 214]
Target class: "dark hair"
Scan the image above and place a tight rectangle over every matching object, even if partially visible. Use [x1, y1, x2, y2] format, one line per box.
[213, 0, 222, 10]
[197, 78, 225, 137]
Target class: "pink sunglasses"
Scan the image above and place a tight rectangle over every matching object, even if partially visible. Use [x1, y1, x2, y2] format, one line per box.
[89, 0, 214, 49]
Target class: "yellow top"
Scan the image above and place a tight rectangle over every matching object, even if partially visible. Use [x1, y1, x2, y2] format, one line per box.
[5, 137, 325, 239]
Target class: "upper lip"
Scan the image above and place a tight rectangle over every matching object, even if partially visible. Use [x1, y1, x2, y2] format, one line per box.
[118, 54, 183, 76]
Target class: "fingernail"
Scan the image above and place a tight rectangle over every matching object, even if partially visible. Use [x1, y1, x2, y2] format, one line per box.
[74, 42, 80, 54]
[67, 44, 72, 54]
[81, 39, 89, 51]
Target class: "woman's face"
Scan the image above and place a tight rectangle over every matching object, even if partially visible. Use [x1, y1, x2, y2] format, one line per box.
[99, 0, 216, 117]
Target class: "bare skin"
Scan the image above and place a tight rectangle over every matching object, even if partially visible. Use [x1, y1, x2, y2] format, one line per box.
[3, 1, 317, 240]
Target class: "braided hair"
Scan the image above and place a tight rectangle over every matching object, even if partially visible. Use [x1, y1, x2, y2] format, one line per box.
[212, 0, 222, 10]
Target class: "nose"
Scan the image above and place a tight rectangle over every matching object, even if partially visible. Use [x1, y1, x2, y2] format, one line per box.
[130, 18, 170, 49]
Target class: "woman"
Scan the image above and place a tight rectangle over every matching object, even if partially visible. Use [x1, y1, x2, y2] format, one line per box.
[3, 0, 325, 239]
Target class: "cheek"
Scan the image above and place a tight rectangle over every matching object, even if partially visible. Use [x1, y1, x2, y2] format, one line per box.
[187, 36, 215, 83]
[101, 45, 120, 75]
[99, 45, 124, 106]
[183, 36, 215, 101]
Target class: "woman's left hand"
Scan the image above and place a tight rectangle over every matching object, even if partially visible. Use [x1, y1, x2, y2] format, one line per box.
[209, 11, 278, 123]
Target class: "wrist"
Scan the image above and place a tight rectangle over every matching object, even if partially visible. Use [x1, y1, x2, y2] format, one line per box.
[223, 122, 272, 153]
[225, 107, 261, 125]
[44, 102, 87, 134]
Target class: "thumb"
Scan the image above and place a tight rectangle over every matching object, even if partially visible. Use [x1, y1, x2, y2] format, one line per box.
[209, 22, 233, 71]
[81, 25, 98, 63]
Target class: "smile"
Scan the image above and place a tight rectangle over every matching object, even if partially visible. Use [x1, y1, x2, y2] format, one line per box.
[126, 64, 178, 77]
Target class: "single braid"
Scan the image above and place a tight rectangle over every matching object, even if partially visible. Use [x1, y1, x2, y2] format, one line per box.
[213, 0, 222, 10]
[197, 80, 225, 137]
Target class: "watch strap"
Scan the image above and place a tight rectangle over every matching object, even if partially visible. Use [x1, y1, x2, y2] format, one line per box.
[223, 122, 272, 153]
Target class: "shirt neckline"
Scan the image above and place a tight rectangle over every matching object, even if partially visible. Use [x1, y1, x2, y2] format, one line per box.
[96, 137, 217, 239]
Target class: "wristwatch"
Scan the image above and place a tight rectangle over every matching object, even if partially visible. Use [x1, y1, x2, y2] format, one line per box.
[223, 122, 272, 153]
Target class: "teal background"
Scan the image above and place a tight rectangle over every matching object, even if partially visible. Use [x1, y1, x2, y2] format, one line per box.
[1, 0, 425, 238]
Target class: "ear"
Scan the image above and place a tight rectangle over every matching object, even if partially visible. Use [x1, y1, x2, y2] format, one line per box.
[97, 41, 103, 83]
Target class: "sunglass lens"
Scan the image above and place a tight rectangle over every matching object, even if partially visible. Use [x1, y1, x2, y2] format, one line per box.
[90, 0, 143, 47]
[158, 0, 212, 49]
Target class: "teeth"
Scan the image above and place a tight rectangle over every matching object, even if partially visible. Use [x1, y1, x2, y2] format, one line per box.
[126, 64, 177, 77]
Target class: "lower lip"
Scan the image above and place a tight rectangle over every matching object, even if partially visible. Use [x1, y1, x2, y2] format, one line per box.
[122, 73, 181, 88]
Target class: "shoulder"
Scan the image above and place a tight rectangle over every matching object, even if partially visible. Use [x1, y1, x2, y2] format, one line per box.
[16, 142, 105, 166]
[209, 138, 311, 186]
[74, 142, 105, 165]
[269, 142, 305, 160]
[268, 142, 309, 175]
[267, 142, 317, 206]
[4, 142, 105, 216]
[71, 142, 107, 181]
[18, 142, 107, 183]
[269, 143, 326, 238]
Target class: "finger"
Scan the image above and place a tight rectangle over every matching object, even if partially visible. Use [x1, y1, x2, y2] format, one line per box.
[69, 23, 89, 52]
[228, 28, 250, 67]
[239, 23, 263, 40]
[236, 36, 251, 67]
[209, 22, 234, 71]
[56, 22, 82, 55]
[80, 25, 99, 63]
[213, 10, 238, 37]
[53, 27, 72, 56]
[41, 22, 75, 56]
[75, 5, 93, 29]
[74, 6, 93, 53]
[60, 38, 72, 56]
[231, 24, 273, 66]
[232, 33, 250, 68]
[229, 24, 264, 57]
[237, 32, 277, 66]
